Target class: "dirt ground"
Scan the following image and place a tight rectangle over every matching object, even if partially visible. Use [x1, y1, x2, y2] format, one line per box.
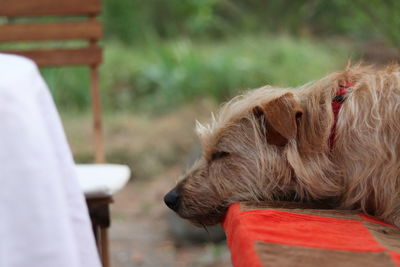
[109, 166, 232, 267]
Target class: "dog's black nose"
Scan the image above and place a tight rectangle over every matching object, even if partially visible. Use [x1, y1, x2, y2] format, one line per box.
[164, 188, 180, 211]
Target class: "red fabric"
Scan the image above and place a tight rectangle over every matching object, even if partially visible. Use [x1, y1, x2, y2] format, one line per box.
[222, 203, 400, 267]
[390, 252, 400, 266]
[360, 212, 396, 228]
[223, 204, 263, 267]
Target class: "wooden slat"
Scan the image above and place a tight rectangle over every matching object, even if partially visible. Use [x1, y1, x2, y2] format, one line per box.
[2, 47, 102, 66]
[90, 65, 106, 163]
[0, 21, 102, 42]
[0, 0, 100, 17]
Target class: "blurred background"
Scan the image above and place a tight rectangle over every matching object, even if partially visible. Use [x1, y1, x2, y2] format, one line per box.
[6, 0, 400, 266]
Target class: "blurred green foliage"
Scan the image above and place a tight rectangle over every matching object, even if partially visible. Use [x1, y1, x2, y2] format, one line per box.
[102, 0, 399, 44]
[40, 0, 399, 112]
[44, 36, 348, 112]
[101, 36, 348, 111]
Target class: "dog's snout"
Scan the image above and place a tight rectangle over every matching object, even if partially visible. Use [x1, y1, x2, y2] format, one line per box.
[164, 188, 181, 211]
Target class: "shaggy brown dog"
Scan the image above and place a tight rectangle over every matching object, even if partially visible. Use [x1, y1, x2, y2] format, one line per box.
[164, 64, 400, 227]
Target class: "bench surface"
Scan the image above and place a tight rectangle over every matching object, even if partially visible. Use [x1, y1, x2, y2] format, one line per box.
[222, 201, 400, 267]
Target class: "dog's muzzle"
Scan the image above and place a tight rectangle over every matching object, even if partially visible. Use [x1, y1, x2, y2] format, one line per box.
[164, 187, 180, 211]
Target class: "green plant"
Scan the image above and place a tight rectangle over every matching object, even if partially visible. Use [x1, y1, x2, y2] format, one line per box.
[41, 35, 350, 112]
[99, 35, 349, 111]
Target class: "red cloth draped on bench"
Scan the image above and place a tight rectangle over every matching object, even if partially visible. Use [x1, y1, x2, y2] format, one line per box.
[222, 202, 400, 267]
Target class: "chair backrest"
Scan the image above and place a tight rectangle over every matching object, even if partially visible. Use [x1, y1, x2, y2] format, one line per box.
[0, 0, 105, 163]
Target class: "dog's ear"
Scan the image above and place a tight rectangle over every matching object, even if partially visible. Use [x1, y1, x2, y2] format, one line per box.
[253, 92, 303, 146]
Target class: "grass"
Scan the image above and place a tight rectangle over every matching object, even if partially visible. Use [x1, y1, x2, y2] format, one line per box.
[42, 34, 351, 113]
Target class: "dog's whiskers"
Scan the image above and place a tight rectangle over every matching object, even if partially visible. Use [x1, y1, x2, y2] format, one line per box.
[201, 224, 210, 235]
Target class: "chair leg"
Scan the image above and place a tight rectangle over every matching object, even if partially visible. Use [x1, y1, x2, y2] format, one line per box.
[100, 227, 110, 267]
[87, 197, 113, 267]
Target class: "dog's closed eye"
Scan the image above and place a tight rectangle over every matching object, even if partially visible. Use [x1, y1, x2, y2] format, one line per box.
[211, 151, 230, 160]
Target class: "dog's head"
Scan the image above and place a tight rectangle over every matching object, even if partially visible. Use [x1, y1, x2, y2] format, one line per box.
[164, 88, 304, 226]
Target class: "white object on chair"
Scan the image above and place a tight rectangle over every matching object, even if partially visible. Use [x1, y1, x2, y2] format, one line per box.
[0, 53, 102, 267]
[76, 164, 131, 198]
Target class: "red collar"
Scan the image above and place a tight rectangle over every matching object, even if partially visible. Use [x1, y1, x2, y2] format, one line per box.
[329, 82, 353, 148]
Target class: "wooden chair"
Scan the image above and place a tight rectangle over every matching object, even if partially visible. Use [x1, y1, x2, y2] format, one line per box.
[0, 1, 131, 266]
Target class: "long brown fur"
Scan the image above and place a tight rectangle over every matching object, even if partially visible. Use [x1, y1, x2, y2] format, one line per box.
[170, 64, 400, 227]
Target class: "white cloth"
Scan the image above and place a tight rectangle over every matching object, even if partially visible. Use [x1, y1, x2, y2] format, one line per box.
[0, 54, 101, 267]
[76, 164, 131, 198]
